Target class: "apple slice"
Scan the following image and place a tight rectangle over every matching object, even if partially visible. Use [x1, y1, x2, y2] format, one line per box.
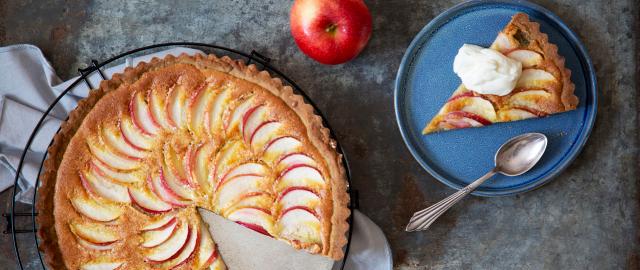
[190, 142, 217, 190]
[507, 49, 543, 68]
[516, 69, 558, 89]
[101, 125, 147, 159]
[143, 214, 177, 231]
[161, 223, 200, 268]
[277, 207, 321, 244]
[227, 207, 274, 237]
[80, 170, 130, 203]
[91, 159, 141, 184]
[128, 187, 173, 214]
[80, 261, 124, 270]
[145, 221, 191, 263]
[498, 108, 538, 121]
[87, 137, 141, 171]
[220, 192, 274, 222]
[508, 90, 552, 113]
[276, 187, 321, 212]
[194, 222, 219, 269]
[76, 236, 116, 250]
[70, 192, 124, 222]
[276, 165, 325, 192]
[163, 143, 192, 188]
[209, 259, 227, 270]
[69, 221, 119, 245]
[130, 90, 161, 136]
[445, 96, 497, 123]
[214, 175, 269, 212]
[276, 153, 316, 173]
[119, 116, 154, 150]
[148, 87, 174, 130]
[443, 111, 491, 128]
[149, 173, 190, 207]
[141, 218, 179, 248]
[493, 32, 517, 51]
[224, 97, 255, 135]
[263, 136, 302, 164]
[250, 121, 282, 151]
[212, 140, 250, 184]
[189, 85, 217, 137]
[161, 163, 195, 201]
[206, 87, 230, 137]
[217, 163, 267, 191]
[241, 105, 267, 141]
[166, 84, 188, 130]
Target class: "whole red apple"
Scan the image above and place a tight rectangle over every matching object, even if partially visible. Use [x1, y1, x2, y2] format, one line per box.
[290, 0, 372, 65]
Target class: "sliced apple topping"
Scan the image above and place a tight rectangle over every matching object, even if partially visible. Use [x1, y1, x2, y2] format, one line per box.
[148, 87, 174, 130]
[498, 108, 538, 121]
[224, 97, 255, 136]
[493, 33, 517, 51]
[221, 192, 274, 217]
[241, 105, 268, 141]
[277, 207, 321, 244]
[212, 140, 250, 184]
[206, 87, 231, 137]
[163, 143, 192, 188]
[161, 163, 195, 201]
[189, 142, 217, 190]
[69, 221, 119, 246]
[217, 163, 268, 190]
[507, 49, 543, 68]
[87, 137, 141, 171]
[149, 173, 190, 207]
[227, 207, 274, 237]
[250, 121, 283, 151]
[166, 84, 189, 130]
[276, 187, 321, 214]
[276, 153, 317, 173]
[195, 222, 220, 269]
[130, 90, 161, 136]
[128, 187, 173, 214]
[276, 165, 325, 193]
[142, 213, 177, 231]
[101, 125, 147, 159]
[145, 221, 191, 263]
[516, 69, 558, 89]
[80, 261, 124, 270]
[507, 90, 552, 115]
[445, 96, 497, 123]
[70, 191, 124, 222]
[91, 159, 142, 184]
[214, 175, 270, 212]
[76, 236, 117, 251]
[161, 223, 200, 269]
[80, 170, 130, 203]
[119, 115, 154, 150]
[141, 217, 179, 248]
[263, 136, 302, 164]
[189, 85, 217, 137]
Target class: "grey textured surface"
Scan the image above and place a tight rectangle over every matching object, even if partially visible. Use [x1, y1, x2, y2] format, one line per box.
[0, 0, 638, 269]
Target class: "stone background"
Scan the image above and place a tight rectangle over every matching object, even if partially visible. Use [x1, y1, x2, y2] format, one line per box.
[0, 0, 638, 269]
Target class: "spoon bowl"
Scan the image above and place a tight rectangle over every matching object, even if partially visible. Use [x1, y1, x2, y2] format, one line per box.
[495, 133, 548, 176]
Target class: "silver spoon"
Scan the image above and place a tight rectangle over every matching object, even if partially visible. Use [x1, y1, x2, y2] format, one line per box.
[405, 132, 548, 232]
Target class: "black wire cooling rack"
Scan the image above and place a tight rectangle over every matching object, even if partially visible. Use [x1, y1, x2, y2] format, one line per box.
[3, 42, 358, 270]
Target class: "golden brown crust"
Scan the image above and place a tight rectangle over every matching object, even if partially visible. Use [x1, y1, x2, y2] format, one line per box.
[37, 53, 350, 269]
[508, 13, 578, 110]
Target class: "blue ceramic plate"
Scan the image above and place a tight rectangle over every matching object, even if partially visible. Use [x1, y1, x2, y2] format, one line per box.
[394, 0, 597, 196]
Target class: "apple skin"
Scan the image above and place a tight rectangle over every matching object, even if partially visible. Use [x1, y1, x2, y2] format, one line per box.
[290, 0, 372, 65]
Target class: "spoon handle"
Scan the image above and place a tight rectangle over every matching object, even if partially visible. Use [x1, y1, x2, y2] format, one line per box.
[405, 169, 498, 232]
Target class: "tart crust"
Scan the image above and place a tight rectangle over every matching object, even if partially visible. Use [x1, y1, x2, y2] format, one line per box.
[37, 53, 350, 269]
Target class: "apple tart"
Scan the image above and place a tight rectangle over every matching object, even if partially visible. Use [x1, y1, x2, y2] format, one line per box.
[423, 13, 579, 134]
[37, 53, 349, 269]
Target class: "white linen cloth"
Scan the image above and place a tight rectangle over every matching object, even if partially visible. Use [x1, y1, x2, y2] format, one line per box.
[0, 44, 392, 269]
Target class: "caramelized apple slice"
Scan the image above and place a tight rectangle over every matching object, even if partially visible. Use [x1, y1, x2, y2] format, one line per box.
[161, 223, 199, 269]
[145, 221, 191, 263]
[277, 207, 321, 244]
[128, 187, 173, 214]
[276, 165, 325, 193]
[141, 218, 179, 248]
[189, 85, 217, 137]
[142, 213, 177, 231]
[276, 153, 316, 173]
[498, 108, 538, 121]
[263, 136, 302, 165]
[80, 261, 124, 270]
[119, 115, 154, 150]
[163, 143, 192, 187]
[212, 140, 250, 184]
[214, 175, 269, 212]
[227, 207, 274, 237]
[507, 49, 543, 68]
[194, 222, 221, 269]
[91, 160, 142, 184]
[206, 87, 230, 137]
[130, 90, 161, 136]
[224, 97, 255, 136]
[250, 121, 282, 151]
[166, 84, 188, 130]
[217, 163, 268, 190]
[87, 137, 141, 171]
[445, 96, 497, 123]
[276, 187, 321, 214]
[241, 105, 267, 141]
[148, 87, 174, 130]
[508, 90, 553, 113]
[161, 163, 195, 201]
[221, 192, 274, 217]
[516, 69, 558, 89]
[101, 125, 147, 159]
[69, 221, 119, 245]
[70, 192, 124, 222]
[80, 170, 130, 203]
[189, 142, 217, 190]
[149, 173, 190, 207]
[76, 237, 117, 251]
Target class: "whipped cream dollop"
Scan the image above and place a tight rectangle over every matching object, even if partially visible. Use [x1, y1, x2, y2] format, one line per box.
[453, 44, 522, 96]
